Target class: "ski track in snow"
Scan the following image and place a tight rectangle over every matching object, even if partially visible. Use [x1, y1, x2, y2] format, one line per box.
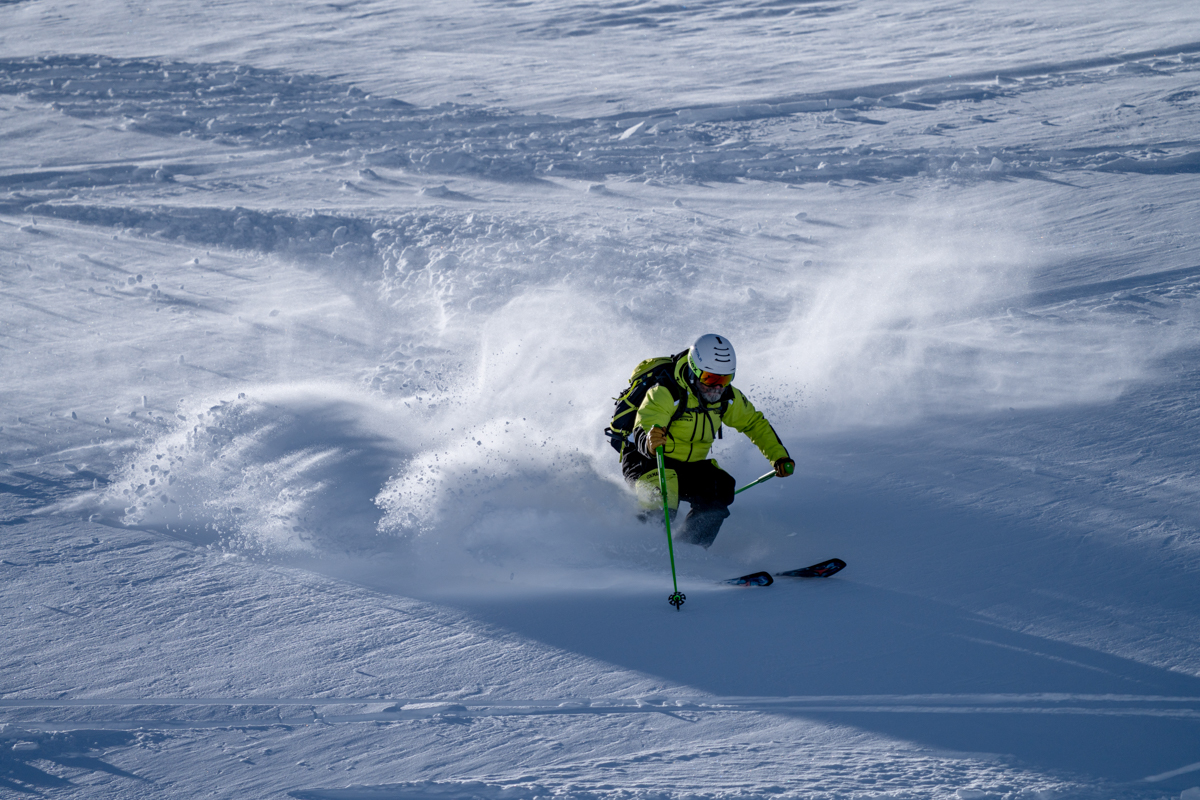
[4, 2, 1200, 799]
[4, 693, 1200, 730]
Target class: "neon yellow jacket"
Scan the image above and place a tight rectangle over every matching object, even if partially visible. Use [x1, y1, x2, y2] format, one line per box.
[633, 355, 789, 464]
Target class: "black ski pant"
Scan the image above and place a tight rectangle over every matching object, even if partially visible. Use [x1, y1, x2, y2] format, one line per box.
[622, 449, 735, 548]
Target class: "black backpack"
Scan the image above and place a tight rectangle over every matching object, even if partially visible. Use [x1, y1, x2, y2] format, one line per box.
[604, 350, 734, 457]
[604, 351, 688, 456]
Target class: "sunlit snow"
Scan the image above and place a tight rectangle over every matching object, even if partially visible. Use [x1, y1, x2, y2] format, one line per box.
[2, 1, 1200, 798]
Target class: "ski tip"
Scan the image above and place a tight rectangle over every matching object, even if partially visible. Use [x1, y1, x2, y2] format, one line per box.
[777, 558, 846, 579]
[724, 571, 773, 587]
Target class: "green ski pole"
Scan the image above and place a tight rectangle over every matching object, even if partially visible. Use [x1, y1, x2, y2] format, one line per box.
[734, 470, 777, 495]
[734, 461, 794, 495]
[656, 439, 686, 611]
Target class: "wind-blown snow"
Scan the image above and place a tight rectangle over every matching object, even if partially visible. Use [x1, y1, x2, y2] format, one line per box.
[2, 0, 1200, 798]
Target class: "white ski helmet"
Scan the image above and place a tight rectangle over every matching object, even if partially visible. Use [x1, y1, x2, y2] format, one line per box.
[688, 333, 736, 382]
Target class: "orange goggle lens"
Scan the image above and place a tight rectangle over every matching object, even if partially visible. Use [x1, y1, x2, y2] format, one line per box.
[697, 370, 733, 387]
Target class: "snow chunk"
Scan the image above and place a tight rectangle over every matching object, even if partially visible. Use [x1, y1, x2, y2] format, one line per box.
[618, 121, 645, 140]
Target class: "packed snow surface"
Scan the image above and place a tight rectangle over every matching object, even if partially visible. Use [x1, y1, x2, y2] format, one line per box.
[2, 0, 1200, 798]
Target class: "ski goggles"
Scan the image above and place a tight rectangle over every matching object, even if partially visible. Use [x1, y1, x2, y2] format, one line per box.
[694, 368, 734, 387]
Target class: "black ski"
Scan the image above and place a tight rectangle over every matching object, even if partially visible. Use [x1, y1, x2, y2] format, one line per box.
[777, 558, 846, 578]
[723, 558, 846, 586]
[724, 571, 773, 587]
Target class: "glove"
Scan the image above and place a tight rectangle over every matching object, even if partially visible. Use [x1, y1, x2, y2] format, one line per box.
[647, 426, 669, 452]
[773, 458, 795, 478]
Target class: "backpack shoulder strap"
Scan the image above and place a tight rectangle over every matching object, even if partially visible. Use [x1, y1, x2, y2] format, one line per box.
[660, 351, 692, 423]
[664, 350, 689, 395]
[719, 385, 734, 416]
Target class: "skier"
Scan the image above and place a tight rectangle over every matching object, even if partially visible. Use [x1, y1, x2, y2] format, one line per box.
[619, 334, 794, 548]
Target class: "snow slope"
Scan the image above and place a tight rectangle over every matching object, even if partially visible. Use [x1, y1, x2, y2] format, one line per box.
[2, 1, 1200, 798]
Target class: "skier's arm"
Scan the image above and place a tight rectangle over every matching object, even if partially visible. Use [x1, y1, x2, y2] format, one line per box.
[634, 384, 679, 457]
[723, 390, 790, 465]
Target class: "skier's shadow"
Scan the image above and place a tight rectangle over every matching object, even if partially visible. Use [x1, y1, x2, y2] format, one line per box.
[458, 578, 1200, 787]
[437, 405, 1200, 788]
